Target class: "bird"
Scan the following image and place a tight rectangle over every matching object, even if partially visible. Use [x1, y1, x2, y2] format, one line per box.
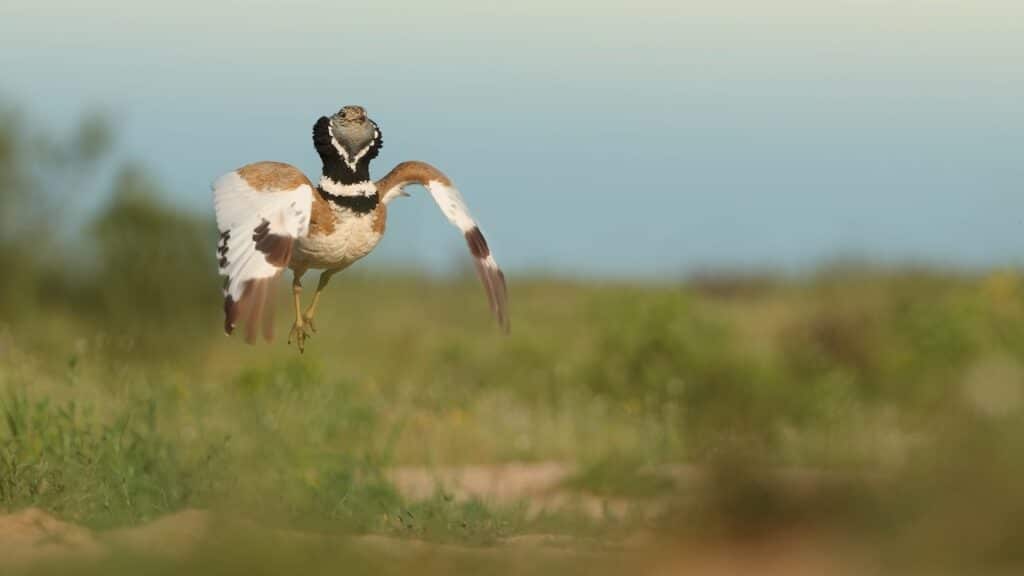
[213, 105, 508, 352]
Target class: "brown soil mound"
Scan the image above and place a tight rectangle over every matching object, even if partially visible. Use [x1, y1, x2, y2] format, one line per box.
[0, 508, 102, 566]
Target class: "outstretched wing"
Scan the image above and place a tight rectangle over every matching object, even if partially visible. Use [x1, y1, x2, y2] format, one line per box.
[376, 161, 509, 332]
[213, 161, 313, 342]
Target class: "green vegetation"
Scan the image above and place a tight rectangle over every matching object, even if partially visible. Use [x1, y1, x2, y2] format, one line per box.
[2, 105, 1024, 573]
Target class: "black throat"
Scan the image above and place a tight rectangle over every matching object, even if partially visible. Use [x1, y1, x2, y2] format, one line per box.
[312, 115, 382, 185]
[320, 156, 371, 185]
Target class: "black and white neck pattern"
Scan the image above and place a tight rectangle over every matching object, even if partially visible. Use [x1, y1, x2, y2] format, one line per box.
[318, 178, 379, 214]
[312, 116, 382, 185]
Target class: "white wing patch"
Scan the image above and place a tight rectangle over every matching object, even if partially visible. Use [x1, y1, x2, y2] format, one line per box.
[426, 181, 509, 332]
[213, 170, 313, 340]
[426, 181, 477, 232]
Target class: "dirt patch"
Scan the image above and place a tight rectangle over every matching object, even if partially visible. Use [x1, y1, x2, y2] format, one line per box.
[387, 462, 668, 518]
[0, 464, 880, 572]
[649, 531, 878, 576]
[388, 462, 573, 502]
[0, 508, 103, 567]
[0, 508, 615, 568]
[0, 509, 876, 575]
[104, 509, 211, 557]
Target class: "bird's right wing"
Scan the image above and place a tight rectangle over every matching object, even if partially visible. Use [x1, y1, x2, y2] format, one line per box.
[377, 161, 509, 332]
[213, 161, 313, 342]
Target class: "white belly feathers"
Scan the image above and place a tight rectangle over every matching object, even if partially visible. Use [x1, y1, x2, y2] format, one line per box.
[293, 205, 383, 270]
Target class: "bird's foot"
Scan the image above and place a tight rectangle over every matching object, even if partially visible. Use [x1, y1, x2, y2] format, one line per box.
[288, 320, 313, 353]
[301, 312, 317, 333]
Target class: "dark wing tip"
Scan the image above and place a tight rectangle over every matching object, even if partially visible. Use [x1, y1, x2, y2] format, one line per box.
[465, 227, 490, 259]
[465, 228, 509, 334]
[224, 293, 239, 335]
[223, 279, 276, 344]
[496, 268, 510, 334]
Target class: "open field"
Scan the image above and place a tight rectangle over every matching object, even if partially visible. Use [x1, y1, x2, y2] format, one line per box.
[3, 270, 1024, 574]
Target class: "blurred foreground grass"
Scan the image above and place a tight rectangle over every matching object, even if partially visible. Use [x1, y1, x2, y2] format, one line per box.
[4, 272, 1024, 574]
[2, 105, 1024, 574]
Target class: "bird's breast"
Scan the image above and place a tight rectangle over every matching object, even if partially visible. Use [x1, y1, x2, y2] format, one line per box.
[292, 202, 386, 270]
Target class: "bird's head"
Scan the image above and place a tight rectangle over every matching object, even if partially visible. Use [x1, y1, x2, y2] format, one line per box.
[312, 105, 383, 184]
[329, 105, 378, 158]
[334, 105, 367, 124]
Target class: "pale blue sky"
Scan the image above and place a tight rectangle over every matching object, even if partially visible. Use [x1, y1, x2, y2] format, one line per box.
[1, 0, 1022, 277]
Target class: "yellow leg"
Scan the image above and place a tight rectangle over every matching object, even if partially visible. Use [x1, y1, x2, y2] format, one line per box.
[302, 268, 340, 332]
[288, 269, 310, 352]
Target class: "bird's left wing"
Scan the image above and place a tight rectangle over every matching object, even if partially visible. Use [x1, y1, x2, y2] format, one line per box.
[213, 161, 313, 342]
[377, 161, 509, 332]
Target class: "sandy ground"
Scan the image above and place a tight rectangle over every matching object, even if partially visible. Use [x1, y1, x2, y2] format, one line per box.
[0, 463, 877, 574]
[0, 507, 619, 568]
[0, 508, 873, 574]
[386, 461, 670, 518]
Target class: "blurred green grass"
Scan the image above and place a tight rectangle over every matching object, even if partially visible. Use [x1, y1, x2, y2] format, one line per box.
[3, 105, 1024, 574]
